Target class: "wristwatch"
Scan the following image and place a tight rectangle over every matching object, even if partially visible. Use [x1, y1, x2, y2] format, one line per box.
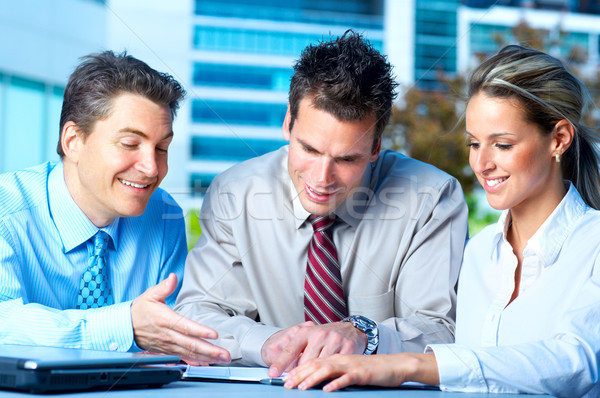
[342, 315, 379, 355]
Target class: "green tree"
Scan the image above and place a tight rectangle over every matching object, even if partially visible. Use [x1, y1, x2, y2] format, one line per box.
[186, 209, 203, 251]
[387, 73, 474, 193]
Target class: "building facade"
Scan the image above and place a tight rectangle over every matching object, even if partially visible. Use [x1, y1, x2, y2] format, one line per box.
[188, 0, 384, 198]
[413, 0, 461, 90]
[3, 0, 600, 215]
[0, 0, 106, 174]
[458, 3, 600, 77]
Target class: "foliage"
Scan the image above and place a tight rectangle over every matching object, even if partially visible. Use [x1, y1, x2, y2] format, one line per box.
[386, 73, 475, 193]
[466, 192, 500, 237]
[186, 209, 203, 251]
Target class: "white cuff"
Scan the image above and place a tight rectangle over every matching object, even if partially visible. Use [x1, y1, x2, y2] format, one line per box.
[426, 344, 487, 393]
[88, 301, 135, 352]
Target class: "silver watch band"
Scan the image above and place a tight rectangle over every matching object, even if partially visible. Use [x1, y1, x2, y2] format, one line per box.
[342, 315, 379, 355]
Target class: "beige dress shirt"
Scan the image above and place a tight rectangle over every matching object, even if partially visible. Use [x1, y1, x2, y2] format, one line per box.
[175, 147, 468, 366]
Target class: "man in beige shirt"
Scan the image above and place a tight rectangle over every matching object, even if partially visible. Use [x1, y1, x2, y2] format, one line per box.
[175, 31, 468, 376]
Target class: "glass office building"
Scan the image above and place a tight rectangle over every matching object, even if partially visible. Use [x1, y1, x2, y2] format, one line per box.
[0, 0, 106, 174]
[411, 0, 600, 91]
[189, 0, 384, 196]
[458, 4, 600, 77]
[0, 76, 64, 173]
[6, 0, 600, 211]
[2, 0, 383, 209]
[413, 0, 460, 90]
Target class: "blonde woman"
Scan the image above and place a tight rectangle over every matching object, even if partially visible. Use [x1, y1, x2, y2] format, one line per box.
[283, 45, 600, 397]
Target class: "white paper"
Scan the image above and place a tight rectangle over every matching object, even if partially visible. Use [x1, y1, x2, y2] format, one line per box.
[183, 365, 274, 382]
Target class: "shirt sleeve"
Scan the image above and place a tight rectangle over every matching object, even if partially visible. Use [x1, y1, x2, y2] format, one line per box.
[127, 199, 187, 352]
[158, 203, 187, 308]
[174, 182, 278, 366]
[377, 177, 468, 354]
[428, 261, 600, 397]
[0, 220, 135, 352]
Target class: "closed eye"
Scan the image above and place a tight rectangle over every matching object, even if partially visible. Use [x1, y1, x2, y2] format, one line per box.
[302, 144, 319, 154]
[121, 142, 138, 150]
[336, 156, 359, 163]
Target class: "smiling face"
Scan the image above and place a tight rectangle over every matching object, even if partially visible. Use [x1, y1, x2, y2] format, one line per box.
[466, 92, 565, 214]
[62, 92, 173, 227]
[283, 97, 380, 216]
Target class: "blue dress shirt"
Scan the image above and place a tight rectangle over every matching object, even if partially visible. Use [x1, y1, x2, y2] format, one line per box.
[429, 183, 600, 397]
[0, 161, 187, 352]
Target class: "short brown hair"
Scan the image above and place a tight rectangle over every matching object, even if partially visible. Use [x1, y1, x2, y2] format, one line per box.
[57, 51, 185, 156]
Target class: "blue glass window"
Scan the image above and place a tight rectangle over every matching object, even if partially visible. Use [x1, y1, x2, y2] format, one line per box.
[191, 136, 286, 162]
[193, 26, 383, 56]
[2, 76, 58, 172]
[194, 0, 383, 29]
[193, 63, 292, 91]
[413, 0, 459, 89]
[189, 173, 217, 195]
[192, 100, 287, 127]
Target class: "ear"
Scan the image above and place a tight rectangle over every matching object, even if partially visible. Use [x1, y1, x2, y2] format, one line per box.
[552, 119, 574, 159]
[370, 136, 382, 162]
[61, 121, 83, 164]
[282, 104, 292, 141]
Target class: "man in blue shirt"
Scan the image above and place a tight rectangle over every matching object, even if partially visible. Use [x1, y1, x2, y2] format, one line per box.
[0, 51, 230, 365]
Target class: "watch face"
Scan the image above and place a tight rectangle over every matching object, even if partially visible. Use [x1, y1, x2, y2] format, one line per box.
[354, 315, 376, 329]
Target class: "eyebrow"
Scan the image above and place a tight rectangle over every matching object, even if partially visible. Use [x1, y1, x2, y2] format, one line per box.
[296, 137, 364, 161]
[465, 131, 515, 139]
[117, 128, 174, 141]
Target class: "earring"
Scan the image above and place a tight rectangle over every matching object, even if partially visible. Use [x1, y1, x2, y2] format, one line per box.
[555, 153, 561, 163]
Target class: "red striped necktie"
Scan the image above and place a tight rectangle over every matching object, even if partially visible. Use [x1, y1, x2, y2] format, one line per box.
[304, 215, 348, 324]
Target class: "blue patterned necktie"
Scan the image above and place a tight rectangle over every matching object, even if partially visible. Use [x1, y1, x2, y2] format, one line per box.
[77, 231, 114, 309]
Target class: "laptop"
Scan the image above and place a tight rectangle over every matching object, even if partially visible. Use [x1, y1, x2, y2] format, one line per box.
[0, 344, 183, 393]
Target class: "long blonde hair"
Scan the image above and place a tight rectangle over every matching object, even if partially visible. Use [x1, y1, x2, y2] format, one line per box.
[469, 45, 600, 209]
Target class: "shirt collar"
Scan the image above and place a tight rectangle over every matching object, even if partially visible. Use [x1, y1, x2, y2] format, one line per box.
[488, 209, 508, 263]
[289, 150, 374, 230]
[48, 161, 120, 253]
[491, 182, 587, 268]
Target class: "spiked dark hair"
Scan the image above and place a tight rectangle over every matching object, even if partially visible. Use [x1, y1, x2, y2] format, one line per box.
[288, 30, 397, 150]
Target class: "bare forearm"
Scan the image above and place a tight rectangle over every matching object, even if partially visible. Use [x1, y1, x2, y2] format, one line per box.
[398, 353, 440, 386]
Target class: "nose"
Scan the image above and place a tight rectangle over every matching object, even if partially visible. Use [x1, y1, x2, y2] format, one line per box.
[136, 148, 159, 178]
[470, 146, 494, 175]
[310, 157, 335, 186]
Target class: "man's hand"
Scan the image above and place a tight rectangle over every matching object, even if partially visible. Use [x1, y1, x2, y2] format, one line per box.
[261, 321, 367, 377]
[131, 273, 231, 366]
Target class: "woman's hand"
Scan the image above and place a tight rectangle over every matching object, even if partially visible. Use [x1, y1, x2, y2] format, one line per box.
[283, 353, 439, 392]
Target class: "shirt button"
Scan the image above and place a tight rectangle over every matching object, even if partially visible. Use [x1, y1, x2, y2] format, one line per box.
[109, 342, 118, 351]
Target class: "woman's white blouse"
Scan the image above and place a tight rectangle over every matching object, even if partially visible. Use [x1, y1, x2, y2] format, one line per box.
[429, 184, 600, 397]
